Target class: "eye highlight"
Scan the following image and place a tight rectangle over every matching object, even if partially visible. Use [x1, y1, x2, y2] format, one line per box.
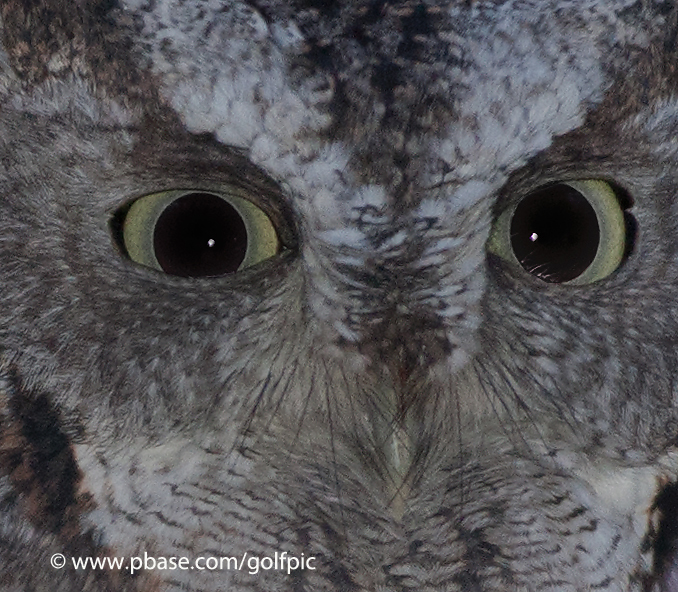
[120, 189, 280, 277]
[488, 180, 630, 284]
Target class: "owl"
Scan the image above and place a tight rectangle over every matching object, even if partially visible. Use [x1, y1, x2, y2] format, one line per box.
[2, 0, 678, 590]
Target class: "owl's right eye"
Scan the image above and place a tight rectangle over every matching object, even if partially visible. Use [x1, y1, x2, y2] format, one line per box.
[117, 189, 280, 277]
[488, 180, 633, 284]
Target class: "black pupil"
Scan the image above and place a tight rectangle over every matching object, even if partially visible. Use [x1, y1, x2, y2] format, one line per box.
[510, 184, 600, 283]
[153, 192, 247, 277]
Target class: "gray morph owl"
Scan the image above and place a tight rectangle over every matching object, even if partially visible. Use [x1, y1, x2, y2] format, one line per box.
[1, 0, 678, 591]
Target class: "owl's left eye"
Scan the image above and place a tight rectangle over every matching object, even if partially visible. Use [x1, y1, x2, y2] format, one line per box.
[487, 180, 631, 284]
[118, 189, 280, 277]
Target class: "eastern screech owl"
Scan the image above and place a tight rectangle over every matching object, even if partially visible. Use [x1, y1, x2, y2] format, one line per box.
[1, 1, 678, 591]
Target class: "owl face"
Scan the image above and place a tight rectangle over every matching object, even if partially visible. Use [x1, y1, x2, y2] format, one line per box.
[1, 1, 678, 591]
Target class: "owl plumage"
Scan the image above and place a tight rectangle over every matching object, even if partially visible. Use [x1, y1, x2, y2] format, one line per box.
[1, 1, 678, 591]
